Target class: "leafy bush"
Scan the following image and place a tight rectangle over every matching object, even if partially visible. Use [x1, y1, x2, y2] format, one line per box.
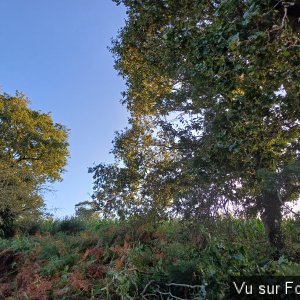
[0, 207, 16, 238]
[51, 217, 86, 235]
[15, 219, 42, 236]
[38, 242, 60, 260]
[40, 254, 78, 276]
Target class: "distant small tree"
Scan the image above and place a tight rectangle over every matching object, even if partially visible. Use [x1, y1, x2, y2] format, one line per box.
[0, 92, 69, 236]
[75, 200, 98, 220]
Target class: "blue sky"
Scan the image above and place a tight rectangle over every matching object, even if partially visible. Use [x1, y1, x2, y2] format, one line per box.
[0, 0, 128, 217]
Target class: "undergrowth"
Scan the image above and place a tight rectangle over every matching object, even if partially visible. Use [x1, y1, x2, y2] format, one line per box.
[0, 217, 299, 299]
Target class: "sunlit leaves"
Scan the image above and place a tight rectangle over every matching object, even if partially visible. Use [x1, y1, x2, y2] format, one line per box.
[89, 0, 300, 221]
[0, 92, 69, 220]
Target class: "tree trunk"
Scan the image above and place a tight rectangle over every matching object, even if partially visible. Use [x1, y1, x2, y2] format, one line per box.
[261, 190, 285, 257]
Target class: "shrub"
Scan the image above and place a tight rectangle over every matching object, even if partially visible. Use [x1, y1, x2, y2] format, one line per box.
[0, 207, 16, 238]
[15, 219, 41, 236]
[52, 217, 86, 235]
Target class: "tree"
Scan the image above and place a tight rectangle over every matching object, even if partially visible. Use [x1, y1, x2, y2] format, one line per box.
[89, 0, 300, 253]
[0, 92, 69, 236]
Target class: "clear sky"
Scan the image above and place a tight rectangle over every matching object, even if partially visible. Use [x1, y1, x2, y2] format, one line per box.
[0, 0, 128, 217]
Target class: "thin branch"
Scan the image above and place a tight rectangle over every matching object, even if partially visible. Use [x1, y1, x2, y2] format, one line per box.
[155, 289, 201, 300]
[282, 203, 299, 216]
[165, 282, 203, 289]
[141, 280, 156, 297]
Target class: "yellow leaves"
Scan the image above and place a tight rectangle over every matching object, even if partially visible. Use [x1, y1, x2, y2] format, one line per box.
[238, 73, 244, 81]
[231, 87, 245, 98]
[121, 46, 173, 116]
[129, 75, 172, 116]
[0, 92, 69, 217]
[121, 47, 143, 73]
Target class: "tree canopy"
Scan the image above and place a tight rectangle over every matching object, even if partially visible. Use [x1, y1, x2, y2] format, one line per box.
[86, 0, 300, 251]
[0, 92, 69, 233]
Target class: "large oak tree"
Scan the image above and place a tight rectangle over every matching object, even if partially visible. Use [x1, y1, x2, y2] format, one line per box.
[88, 0, 300, 253]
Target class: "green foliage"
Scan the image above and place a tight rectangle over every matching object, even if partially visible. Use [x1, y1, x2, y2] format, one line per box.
[40, 254, 78, 277]
[38, 242, 60, 260]
[0, 217, 300, 298]
[86, 0, 300, 252]
[0, 92, 69, 236]
[15, 218, 44, 236]
[75, 200, 98, 220]
[0, 207, 16, 238]
[0, 92, 69, 182]
[52, 217, 86, 235]
[0, 235, 36, 252]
